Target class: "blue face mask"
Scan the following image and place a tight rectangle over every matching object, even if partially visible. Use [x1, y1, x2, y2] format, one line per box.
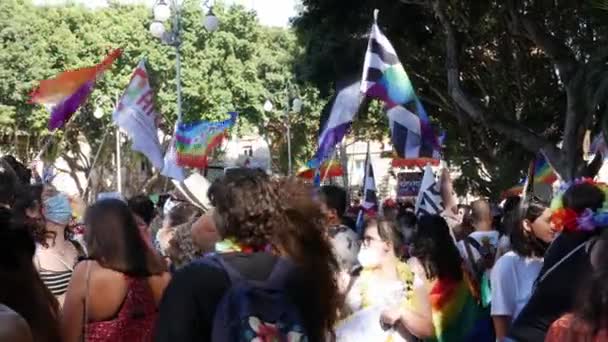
[44, 194, 72, 225]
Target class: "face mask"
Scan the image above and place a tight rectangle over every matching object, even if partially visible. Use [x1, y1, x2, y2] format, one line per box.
[44, 194, 72, 225]
[357, 247, 383, 268]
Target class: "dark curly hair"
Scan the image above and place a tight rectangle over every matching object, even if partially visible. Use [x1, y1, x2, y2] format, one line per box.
[208, 168, 278, 250]
[210, 171, 340, 340]
[272, 177, 340, 341]
[13, 184, 53, 246]
[411, 215, 463, 281]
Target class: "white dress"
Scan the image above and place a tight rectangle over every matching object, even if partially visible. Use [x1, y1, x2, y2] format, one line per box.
[336, 268, 416, 342]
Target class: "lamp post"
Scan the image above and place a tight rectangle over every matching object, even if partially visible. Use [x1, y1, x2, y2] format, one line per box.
[264, 97, 302, 176]
[150, 0, 219, 123]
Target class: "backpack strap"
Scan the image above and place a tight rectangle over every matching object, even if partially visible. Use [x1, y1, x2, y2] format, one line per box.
[463, 237, 482, 276]
[533, 237, 596, 290]
[265, 257, 295, 289]
[465, 236, 482, 251]
[200, 254, 245, 283]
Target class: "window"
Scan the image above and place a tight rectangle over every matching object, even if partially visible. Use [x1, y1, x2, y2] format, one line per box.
[242, 145, 253, 157]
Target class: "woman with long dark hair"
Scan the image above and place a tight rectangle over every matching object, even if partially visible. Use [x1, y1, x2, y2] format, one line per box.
[60, 199, 171, 341]
[410, 215, 494, 341]
[156, 169, 341, 341]
[491, 197, 554, 340]
[510, 180, 608, 341]
[0, 207, 61, 342]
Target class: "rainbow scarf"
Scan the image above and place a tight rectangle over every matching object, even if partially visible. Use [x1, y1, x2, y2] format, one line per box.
[427, 273, 493, 342]
[175, 112, 237, 168]
[30, 49, 121, 130]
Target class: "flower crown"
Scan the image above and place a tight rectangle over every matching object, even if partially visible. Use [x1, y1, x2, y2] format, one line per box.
[550, 178, 608, 232]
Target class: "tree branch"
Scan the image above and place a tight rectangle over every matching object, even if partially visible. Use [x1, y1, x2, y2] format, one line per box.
[431, 0, 567, 176]
[505, 0, 578, 84]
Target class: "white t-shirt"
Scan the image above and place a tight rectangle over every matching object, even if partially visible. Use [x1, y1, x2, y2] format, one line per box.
[490, 251, 543, 319]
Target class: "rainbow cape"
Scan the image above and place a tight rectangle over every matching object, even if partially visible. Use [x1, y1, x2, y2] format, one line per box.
[175, 112, 237, 168]
[428, 274, 494, 342]
[30, 49, 121, 130]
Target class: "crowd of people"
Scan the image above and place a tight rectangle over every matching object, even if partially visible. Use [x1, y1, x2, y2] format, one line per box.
[1, 154, 608, 341]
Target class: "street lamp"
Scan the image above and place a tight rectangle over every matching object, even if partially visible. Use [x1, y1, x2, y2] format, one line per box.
[263, 97, 302, 176]
[149, 0, 219, 124]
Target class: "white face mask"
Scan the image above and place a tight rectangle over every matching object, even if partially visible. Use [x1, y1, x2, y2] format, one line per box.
[357, 247, 383, 268]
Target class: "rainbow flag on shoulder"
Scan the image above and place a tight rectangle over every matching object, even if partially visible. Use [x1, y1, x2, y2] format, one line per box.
[175, 112, 237, 168]
[428, 273, 494, 342]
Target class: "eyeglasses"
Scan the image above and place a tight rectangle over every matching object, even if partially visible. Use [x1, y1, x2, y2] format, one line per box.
[362, 235, 381, 247]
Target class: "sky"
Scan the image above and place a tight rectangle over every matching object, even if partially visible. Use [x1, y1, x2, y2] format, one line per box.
[33, 0, 298, 27]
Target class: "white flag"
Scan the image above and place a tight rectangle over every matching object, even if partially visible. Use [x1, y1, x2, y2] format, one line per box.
[161, 134, 185, 181]
[415, 165, 443, 216]
[113, 60, 164, 170]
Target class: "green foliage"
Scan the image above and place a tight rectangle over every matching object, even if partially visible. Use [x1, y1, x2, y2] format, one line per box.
[0, 0, 319, 184]
[294, 0, 608, 198]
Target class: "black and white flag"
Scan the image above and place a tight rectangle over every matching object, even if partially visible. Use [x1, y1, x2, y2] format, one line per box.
[415, 165, 443, 216]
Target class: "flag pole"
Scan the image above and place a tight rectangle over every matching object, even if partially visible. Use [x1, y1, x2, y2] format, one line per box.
[83, 125, 112, 199]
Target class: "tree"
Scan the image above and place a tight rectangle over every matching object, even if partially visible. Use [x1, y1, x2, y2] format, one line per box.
[294, 0, 608, 198]
[0, 0, 318, 196]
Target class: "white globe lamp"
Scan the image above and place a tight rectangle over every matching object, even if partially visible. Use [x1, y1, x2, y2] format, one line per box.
[263, 99, 273, 112]
[93, 107, 104, 119]
[150, 21, 166, 39]
[154, 1, 171, 22]
[203, 13, 220, 32]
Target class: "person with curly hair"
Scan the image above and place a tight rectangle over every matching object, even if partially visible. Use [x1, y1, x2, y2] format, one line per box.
[34, 192, 86, 306]
[156, 169, 341, 341]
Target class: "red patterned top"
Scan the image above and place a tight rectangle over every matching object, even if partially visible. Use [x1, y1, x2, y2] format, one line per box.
[85, 277, 158, 342]
[546, 314, 608, 342]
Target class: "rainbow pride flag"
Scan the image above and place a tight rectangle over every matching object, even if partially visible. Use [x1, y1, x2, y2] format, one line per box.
[175, 112, 237, 168]
[30, 49, 121, 130]
[503, 153, 558, 198]
[297, 159, 343, 180]
[428, 274, 494, 342]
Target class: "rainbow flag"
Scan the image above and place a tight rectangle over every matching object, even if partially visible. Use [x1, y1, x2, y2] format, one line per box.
[502, 153, 557, 198]
[30, 49, 121, 130]
[175, 112, 237, 168]
[297, 159, 343, 180]
[428, 275, 494, 342]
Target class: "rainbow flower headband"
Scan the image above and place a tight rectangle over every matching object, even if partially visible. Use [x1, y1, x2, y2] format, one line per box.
[550, 178, 608, 233]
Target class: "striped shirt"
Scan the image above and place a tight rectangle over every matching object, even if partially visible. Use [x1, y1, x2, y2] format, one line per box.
[39, 269, 72, 296]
